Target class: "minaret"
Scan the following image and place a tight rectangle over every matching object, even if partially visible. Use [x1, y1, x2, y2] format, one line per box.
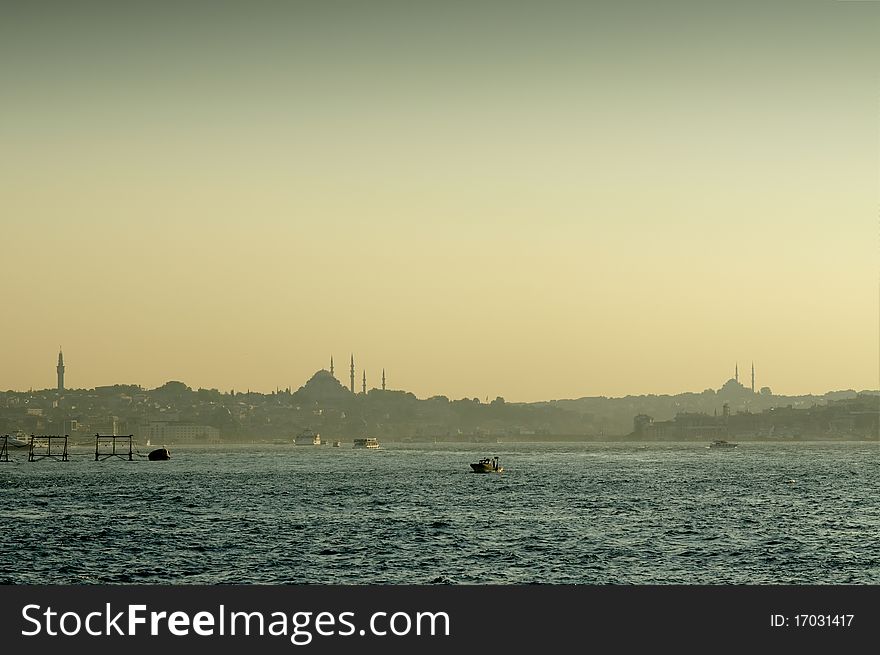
[350, 355, 355, 393]
[382, 369, 386, 391]
[330, 356, 334, 377]
[751, 362, 755, 393]
[56, 348, 65, 392]
[362, 371, 366, 395]
[735, 363, 739, 383]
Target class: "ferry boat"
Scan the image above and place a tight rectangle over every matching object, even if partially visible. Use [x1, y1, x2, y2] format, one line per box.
[471, 456, 503, 473]
[707, 440, 737, 449]
[295, 429, 322, 446]
[353, 437, 379, 449]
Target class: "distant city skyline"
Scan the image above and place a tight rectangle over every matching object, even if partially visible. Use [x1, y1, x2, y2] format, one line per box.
[3, 349, 874, 402]
[1, 1, 877, 402]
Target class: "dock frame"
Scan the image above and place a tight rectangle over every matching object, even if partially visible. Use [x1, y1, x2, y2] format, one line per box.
[0, 435, 8, 462]
[28, 435, 70, 462]
[95, 434, 133, 461]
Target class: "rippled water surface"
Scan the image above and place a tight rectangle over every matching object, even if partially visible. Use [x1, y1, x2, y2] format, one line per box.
[1, 442, 877, 584]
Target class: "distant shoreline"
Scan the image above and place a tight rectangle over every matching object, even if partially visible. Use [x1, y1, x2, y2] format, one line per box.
[58, 436, 876, 447]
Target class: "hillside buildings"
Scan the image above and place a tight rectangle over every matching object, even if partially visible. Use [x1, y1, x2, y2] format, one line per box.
[0, 353, 875, 443]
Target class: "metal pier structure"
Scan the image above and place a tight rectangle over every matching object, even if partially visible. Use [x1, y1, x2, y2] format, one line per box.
[28, 435, 70, 462]
[0, 435, 8, 462]
[95, 434, 133, 461]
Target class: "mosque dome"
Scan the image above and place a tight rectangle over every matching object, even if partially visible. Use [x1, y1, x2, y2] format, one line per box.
[295, 369, 350, 399]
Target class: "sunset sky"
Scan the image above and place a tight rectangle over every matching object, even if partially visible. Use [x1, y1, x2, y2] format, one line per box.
[2, 1, 877, 401]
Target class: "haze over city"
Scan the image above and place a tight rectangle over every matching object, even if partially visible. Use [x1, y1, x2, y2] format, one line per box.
[2, 1, 877, 402]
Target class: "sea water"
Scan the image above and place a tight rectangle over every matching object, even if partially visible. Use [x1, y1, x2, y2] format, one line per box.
[1, 441, 877, 584]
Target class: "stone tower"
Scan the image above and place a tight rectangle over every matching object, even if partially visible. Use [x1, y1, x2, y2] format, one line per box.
[56, 348, 65, 392]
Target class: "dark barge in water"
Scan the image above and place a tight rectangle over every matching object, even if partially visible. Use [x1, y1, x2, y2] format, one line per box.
[148, 447, 171, 461]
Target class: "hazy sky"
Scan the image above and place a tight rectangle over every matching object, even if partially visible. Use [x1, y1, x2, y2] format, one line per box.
[2, 1, 878, 401]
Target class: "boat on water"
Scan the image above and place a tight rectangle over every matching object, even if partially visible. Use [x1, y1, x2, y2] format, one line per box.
[6, 431, 30, 448]
[332, 440, 342, 447]
[470, 456, 503, 473]
[295, 428, 322, 446]
[353, 438, 379, 449]
[707, 440, 738, 449]
[148, 447, 171, 461]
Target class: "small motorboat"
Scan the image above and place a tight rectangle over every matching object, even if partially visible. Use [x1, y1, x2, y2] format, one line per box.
[470, 456, 503, 473]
